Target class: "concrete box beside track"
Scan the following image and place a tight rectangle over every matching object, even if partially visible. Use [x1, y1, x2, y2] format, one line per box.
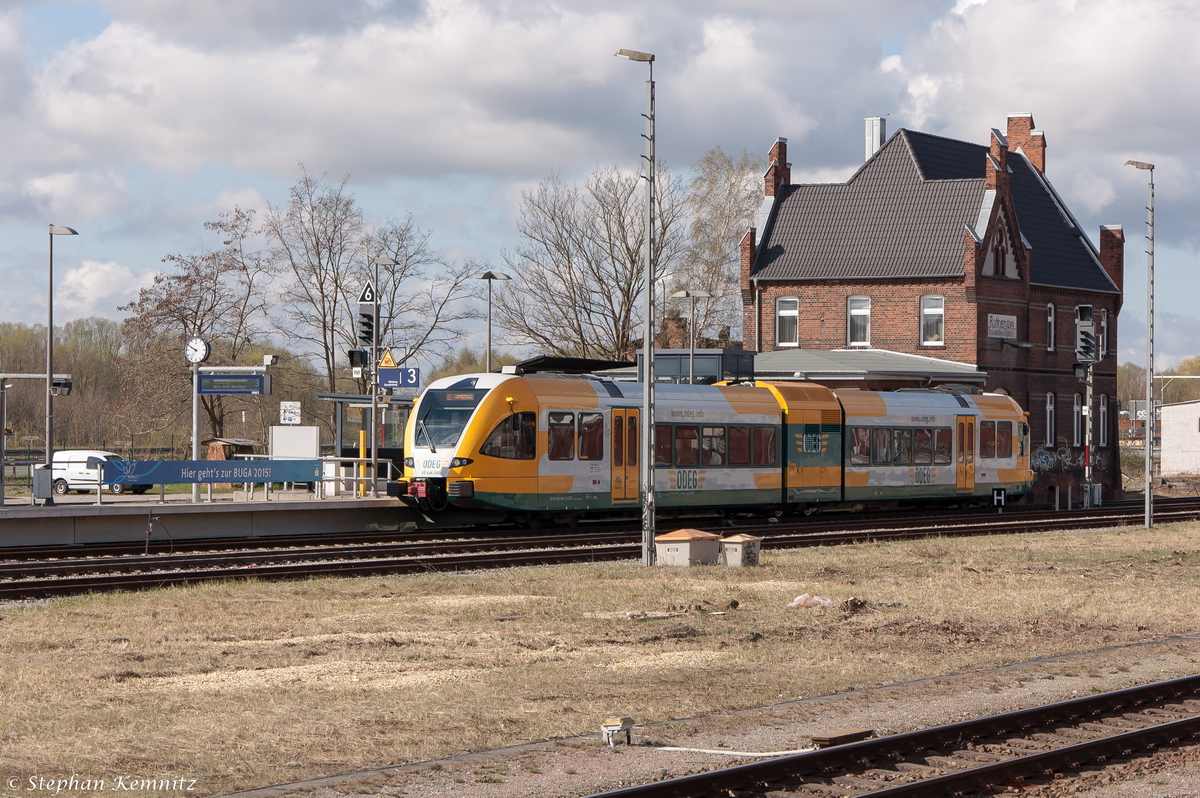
[720, 534, 762, 567]
[654, 528, 721, 566]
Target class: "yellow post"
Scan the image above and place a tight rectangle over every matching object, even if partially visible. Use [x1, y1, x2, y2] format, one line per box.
[358, 428, 367, 497]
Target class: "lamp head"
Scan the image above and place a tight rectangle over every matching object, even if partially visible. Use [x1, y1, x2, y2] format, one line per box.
[1125, 160, 1155, 171]
[473, 271, 511, 281]
[615, 48, 654, 63]
[48, 225, 78, 236]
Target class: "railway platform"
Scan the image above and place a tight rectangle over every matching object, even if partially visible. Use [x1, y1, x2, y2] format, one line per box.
[0, 492, 419, 547]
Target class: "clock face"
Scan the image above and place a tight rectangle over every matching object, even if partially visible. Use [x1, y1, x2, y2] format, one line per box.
[185, 337, 210, 364]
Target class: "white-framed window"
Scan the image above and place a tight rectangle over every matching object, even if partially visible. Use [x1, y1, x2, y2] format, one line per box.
[1080, 393, 1089, 448]
[920, 295, 944, 345]
[1046, 304, 1056, 351]
[1100, 395, 1108, 447]
[1100, 309, 1109, 358]
[847, 296, 870, 346]
[776, 297, 799, 347]
[1046, 393, 1056, 446]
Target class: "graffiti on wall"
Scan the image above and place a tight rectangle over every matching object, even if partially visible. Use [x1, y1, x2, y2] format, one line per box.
[1031, 447, 1107, 474]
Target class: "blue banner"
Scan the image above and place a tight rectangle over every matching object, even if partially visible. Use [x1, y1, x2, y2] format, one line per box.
[102, 460, 322, 485]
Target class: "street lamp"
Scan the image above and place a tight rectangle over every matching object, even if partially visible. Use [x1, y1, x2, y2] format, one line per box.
[616, 46, 657, 565]
[671, 289, 714, 384]
[1126, 159, 1154, 528]
[45, 224, 78, 506]
[473, 271, 511, 372]
[371, 256, 396, 499]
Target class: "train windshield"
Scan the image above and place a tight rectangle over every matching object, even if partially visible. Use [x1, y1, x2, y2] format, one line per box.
[414, 385, 489, 450]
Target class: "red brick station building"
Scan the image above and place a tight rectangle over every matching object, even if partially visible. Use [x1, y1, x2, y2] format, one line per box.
[739, 114, 1124, 504]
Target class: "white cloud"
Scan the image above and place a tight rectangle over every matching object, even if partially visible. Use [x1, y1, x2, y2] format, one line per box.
[23, 169, 129, 222]
[56, 258, 152, 319]
[1067, 168, 1117, 215]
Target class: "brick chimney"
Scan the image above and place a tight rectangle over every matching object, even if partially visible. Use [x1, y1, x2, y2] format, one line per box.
[764, 137, 788, 197]
[1006, 113, 1046, 174]
[1099, 224, 1124, 299]
[740, 227, 756, 298]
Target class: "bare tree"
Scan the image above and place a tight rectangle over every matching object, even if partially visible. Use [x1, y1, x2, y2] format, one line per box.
[493, 165, 685, 360]
[266, 168, 365, 393]
[120, 206, 272, 440]
[355, 215, 479, 385]
[668, 146, 764, 344]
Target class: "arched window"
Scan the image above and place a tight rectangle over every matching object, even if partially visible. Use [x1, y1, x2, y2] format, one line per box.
[775, 297, 799, 347]
[1080, 393, 1089, 448]
[1046, 304, 1056, 351]
[1100, 395, 1109, 447]
[920, 295, 944, 345]
[1045, 393, 1056, 446]
[847, 296, 870, 346]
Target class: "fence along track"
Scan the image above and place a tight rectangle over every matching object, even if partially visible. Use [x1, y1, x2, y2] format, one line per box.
[580, 675, 1200, 798]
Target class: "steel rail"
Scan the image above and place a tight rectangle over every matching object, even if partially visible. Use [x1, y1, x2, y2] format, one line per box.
[580, 674, 1200, 798]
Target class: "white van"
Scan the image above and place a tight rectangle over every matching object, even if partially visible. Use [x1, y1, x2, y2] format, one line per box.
[50, 450, 153, 495]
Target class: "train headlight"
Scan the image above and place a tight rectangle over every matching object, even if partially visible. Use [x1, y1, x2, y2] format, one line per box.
[449, 457, 474, 468]
[403, 457, 414, 468]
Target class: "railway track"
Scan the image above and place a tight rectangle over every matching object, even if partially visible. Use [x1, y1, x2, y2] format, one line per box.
[583, 674, 1200, 798]
[2, 497, 1198, 600]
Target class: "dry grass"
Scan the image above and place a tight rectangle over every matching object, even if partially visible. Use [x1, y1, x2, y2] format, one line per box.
[2, 522, 1200, 796]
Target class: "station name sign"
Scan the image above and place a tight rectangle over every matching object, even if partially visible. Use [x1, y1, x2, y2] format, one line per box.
[987, 314, 1017, 340]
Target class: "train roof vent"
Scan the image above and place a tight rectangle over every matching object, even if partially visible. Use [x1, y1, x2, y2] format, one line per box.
[500, 365, 524, 375]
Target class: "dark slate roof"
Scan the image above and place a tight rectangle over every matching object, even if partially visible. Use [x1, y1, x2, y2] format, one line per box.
[752, 128, 1119, 294]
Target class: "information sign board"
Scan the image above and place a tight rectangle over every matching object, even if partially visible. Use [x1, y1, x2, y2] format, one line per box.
[102, 459, 320, 486]
[279, 401, 302, 425]
[198, 374, 272, 395]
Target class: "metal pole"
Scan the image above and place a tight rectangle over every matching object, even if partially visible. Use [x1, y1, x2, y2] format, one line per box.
[1144, 169, 1155, 528]
[192, 362, 200, 503]
[1, 384, 7, 507]
[371, 259, 380, 499]
[1084, 362, 1093, 507]
[486, 278, 493, 373]
[641, 60, 657, 565]
[45, 229, 54, 506]
[688, 294, 696, 385]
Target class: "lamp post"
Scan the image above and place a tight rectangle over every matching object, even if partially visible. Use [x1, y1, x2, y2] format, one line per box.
[371, 256, 396, 499]
[671, 290, 713, 384]
[473, 271, 511, 372]
[0, 382, 10, 506]
[1126, 160, 1154, 528]
[616, 47, 657, 566]
[45, 224, 78, 506]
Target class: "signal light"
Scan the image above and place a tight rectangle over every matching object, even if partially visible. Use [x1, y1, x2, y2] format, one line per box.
[357, 309, 375, 346]
[1076, 330, 1097, 362]
[348, 349, 368, 368]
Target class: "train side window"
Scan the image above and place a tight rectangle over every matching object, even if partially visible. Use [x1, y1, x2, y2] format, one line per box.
[480, 412, 537, 460]
[934, 429, 952, 464]
[702, 426, 726, 465]
[850, 427, 870, 465]
[675, 425, 700, 466]
[871, 428, 891, 464]
[627, 421, 638, 467]
[966, 421, 975, 464]
[613, 417, 623, 467]
[957, 422, 965, 463]
[997, 421, 1013, 458]
[1018, 423, 1029, 457]
[578, 413, 604, 460]
[979, 421, 997, 458]
[893, 429, 912, 464]
[913, 429, 932, 464]
[753, 426, 778, 466]
[728, 426, 751, 465]
[548, 412, 575, 460]
[654, 424, 673, 466]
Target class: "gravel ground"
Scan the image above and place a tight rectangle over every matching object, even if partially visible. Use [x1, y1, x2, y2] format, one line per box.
[228, 633, 1200, 798]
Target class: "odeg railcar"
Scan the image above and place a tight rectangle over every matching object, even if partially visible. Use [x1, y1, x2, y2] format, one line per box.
[399, 372, 1032, 525]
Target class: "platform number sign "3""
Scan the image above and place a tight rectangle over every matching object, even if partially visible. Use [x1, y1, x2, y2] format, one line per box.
[400, 368, 420, 388]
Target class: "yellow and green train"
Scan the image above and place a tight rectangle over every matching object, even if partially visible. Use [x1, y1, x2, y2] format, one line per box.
[400, 372, 1033, 525]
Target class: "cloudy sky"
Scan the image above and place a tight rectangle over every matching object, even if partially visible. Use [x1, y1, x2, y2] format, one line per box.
[0, 0, 1195, 367]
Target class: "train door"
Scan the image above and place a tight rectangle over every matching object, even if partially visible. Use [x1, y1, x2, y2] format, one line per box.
[956, 415, 975, 493]
[611, 409, 639, 504]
